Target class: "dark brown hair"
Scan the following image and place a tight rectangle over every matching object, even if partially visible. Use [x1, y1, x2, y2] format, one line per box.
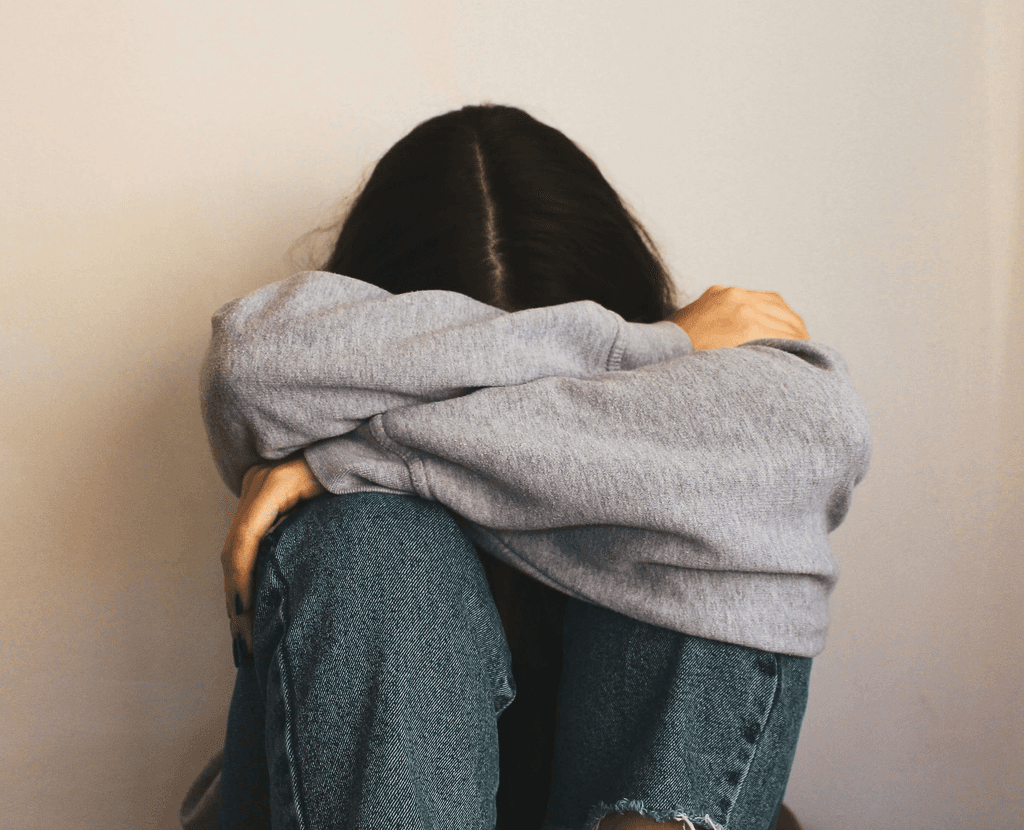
[323, 106, 678, 828]
[324, 104, 677, 323]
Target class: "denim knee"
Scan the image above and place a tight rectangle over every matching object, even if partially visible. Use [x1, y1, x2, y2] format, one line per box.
[255, 492, 515, 711]
[263, 492, 481, 609]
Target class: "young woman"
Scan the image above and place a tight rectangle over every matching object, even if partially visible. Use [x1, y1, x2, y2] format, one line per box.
[198, 104, 871, 830]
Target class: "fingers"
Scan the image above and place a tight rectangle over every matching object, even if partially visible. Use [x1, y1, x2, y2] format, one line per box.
[221, 458, 329, 667]
[725, 287, 810, 340]
[670, 286, 810, 347]
[222, 465, 277, 661]
[758, 294, 809, 338]
[221, 522, 263, 657]
[222, 537, 256, 663]
[752, 302, 809, 339]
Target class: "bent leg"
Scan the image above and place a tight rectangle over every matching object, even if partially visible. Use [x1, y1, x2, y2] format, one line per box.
[543, 598, 811, 830]
[218, 492, 515, 830]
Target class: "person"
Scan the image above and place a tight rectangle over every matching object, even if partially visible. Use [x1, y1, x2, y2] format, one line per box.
[197, 104, 871, 830]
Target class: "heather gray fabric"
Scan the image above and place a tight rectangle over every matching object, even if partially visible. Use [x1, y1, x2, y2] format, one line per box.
[200, 271, 872, 658]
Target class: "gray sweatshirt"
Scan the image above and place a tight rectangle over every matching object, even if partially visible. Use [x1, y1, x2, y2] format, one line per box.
[200, 271, 872, 657]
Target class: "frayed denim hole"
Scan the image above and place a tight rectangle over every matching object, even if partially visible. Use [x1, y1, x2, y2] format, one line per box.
[583, 798, 725, 830]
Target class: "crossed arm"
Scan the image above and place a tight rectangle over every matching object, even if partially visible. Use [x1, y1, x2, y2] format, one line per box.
[213, 285, 810, 655]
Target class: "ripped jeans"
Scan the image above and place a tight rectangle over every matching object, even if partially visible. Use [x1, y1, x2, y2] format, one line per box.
[215, 493, 811, 830]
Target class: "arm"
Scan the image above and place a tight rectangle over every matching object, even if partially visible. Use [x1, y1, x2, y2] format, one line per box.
[203, 270, 694, 650]
[303, 334, 870, 536]
[200, 270, 694, 496]
[294, 332, 870, 658]
[204, 272, 870, 652]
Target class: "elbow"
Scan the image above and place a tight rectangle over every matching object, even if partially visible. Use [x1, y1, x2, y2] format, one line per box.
[199, 339, 241, 426]
[822, 428, 872, 533]
[198, 335, 254, 498]
[200, 309, 261, 410]
[826, 397, 872, 533]
[844, 384, 873, 486]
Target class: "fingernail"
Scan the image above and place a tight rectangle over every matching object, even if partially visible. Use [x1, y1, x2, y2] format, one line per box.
[234, 592, 243, 615]
[232, 636, 241, 668]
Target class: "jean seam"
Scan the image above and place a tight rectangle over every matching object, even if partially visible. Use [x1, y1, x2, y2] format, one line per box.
[722, 652, 781, 829]
[468, 556, 516, 717]
[264, 532, 313, 830]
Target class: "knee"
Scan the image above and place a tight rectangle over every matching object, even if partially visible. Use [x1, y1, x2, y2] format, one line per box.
[268, 492, 478, 601]
[260, 492, 512, 705]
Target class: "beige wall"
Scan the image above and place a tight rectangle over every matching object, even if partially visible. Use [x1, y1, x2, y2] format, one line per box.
[2, 2, 1020, 828]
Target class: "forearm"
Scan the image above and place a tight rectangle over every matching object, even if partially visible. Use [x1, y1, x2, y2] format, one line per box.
[199, 271, 693, 495]
[304, 336, 872, 539]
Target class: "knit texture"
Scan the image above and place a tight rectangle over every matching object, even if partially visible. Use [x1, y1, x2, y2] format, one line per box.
[200, 271, 872, 657]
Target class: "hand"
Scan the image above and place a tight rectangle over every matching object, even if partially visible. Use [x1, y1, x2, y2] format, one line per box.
[222, 456, 326, 662]
[667, 286, 809, 350]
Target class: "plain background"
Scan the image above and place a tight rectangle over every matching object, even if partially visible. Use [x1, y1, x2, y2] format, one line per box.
[2, 2, 1021, 828]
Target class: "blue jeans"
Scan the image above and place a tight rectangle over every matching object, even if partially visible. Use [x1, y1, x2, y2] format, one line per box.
[216, 493, 811, 830]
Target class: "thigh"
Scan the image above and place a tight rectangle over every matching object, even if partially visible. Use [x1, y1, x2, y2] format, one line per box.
[543, 598, 812, 830]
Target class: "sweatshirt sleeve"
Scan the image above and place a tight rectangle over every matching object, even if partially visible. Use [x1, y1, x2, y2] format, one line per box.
[199, 271, 873, 656]
[303, 336, 872, 550]
[199, 271, 694, 496]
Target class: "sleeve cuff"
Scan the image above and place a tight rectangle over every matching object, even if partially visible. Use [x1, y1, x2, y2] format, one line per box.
[607, 317, 694, 372]
[303, 419, 426, 498]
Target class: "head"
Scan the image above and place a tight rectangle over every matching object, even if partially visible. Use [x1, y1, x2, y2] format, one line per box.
[324, 104, 677, 323]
